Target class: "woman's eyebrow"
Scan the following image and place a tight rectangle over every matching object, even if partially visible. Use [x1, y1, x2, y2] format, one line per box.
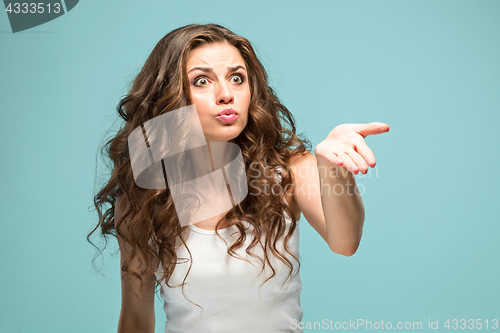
[187, 65, 246, 74]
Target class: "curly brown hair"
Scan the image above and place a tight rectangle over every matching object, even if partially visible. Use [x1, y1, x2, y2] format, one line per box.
[88, 23, 311, 309]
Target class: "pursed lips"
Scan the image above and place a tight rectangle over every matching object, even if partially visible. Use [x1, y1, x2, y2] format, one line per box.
[217, 108, 237, 116]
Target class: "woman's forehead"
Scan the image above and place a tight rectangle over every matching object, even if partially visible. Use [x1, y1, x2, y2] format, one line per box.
[186, 42, 246, 69]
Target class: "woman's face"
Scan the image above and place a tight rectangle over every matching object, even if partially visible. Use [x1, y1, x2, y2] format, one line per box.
[186, 42, 251, 143]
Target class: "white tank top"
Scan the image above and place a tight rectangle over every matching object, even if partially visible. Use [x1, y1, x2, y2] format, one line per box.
[155, 214, 303, 332]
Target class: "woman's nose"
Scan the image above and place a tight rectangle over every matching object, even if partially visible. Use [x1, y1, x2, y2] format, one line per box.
[216, 82, 234, 105]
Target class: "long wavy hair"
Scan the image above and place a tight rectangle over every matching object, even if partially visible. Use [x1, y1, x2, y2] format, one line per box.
[89, 23, 311, 308]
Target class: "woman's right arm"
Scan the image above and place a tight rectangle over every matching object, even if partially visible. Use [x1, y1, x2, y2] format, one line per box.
[115, 194, 156, 333]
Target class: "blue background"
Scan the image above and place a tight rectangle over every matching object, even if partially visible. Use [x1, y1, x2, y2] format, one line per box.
[1, 1, 499, 332]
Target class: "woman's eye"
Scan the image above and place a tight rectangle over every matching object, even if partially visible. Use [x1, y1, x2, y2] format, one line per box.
[194, 77, 209, 86]
[231, 75, 244, 84]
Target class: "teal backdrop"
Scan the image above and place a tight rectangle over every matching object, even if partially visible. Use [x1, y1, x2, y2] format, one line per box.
[1, 1, 499, 332]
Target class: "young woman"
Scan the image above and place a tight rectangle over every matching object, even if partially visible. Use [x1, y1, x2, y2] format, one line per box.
[90, 24, 390, 333]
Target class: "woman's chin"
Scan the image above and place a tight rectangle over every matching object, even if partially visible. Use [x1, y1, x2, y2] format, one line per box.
[206, 135, 238, 143]
[205, 128, 244, 143]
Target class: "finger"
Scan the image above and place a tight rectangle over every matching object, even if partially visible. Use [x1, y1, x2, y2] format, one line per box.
[345, 146, 369, 174]
[324, 152, 343, 166]
[354, 122, 390, 138]
[337, 151, 359, 175]
[353, 139, 376, 168]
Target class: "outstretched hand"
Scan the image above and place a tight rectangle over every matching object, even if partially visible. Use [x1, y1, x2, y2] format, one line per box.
[314, 122, 390, 175]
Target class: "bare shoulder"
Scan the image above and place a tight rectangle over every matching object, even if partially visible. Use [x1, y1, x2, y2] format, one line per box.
[289, 150, 316, 171]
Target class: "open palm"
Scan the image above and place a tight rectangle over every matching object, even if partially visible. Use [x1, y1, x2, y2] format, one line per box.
[314, 122, 390, 175]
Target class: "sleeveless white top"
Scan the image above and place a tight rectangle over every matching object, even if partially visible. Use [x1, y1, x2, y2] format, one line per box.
[155, 214, 303, 333]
